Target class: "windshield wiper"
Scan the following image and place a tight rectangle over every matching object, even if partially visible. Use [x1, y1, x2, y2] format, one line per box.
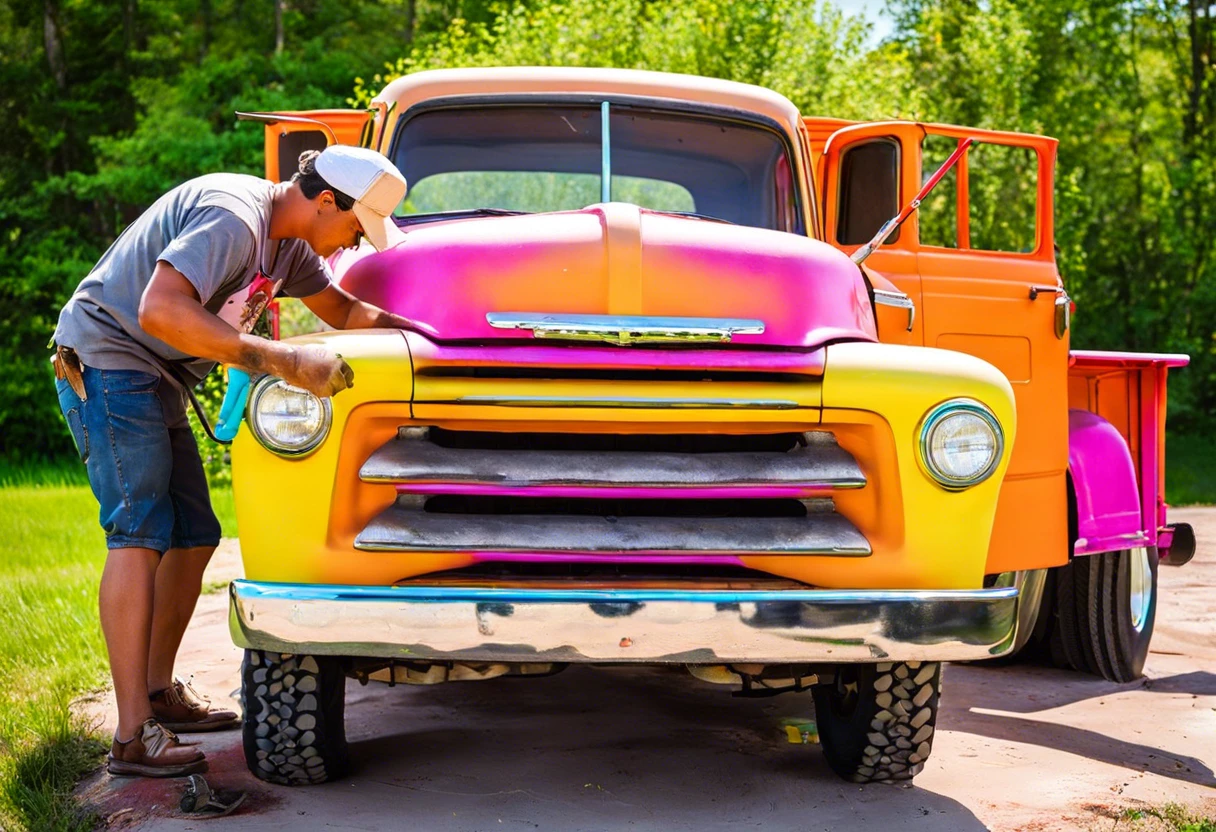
[654, 210, 735, 225]
[397, 208, 533, 226]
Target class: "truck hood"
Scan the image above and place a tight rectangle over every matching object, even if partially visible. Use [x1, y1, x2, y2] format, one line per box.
[336, 204, 876, 349]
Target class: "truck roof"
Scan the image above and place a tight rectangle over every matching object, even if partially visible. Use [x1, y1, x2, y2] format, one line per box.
[374, 66, 805, 138]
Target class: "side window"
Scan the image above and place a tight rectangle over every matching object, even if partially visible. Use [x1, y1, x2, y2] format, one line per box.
[277, 130, 328, 181]
[918, 135, 1039, 253]
[918, 135, 960, 248]
[968, 142, 1037, 252]
[836, 139, 900, 245]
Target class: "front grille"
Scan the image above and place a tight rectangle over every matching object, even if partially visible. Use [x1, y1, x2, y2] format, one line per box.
[355, 427, 869, 562]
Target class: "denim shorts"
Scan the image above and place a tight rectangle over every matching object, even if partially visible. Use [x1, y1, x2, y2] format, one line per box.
[56, 366, 222, 553]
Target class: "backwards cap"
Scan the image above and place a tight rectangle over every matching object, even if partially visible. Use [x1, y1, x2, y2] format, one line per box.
[314, 145, 408, 252]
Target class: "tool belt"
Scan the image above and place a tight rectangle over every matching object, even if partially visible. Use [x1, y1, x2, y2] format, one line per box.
[51, 345, 87, 401]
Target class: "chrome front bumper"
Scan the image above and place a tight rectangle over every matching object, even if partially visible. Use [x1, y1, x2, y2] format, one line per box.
[229, 580, 1019, 664]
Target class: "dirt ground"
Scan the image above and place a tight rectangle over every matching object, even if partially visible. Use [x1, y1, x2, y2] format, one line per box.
[77, 510, 1216, 831]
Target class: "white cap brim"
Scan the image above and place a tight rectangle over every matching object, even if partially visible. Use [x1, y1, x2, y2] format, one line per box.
[353, 202, 408, 252]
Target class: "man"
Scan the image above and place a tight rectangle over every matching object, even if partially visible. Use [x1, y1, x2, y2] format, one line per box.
[52, 145, 413, 777]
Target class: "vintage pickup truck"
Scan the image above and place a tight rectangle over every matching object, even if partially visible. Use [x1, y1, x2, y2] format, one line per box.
[227, 67, 1192, 786]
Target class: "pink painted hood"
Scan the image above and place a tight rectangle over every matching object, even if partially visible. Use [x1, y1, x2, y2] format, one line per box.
[336, 204, 877, 349]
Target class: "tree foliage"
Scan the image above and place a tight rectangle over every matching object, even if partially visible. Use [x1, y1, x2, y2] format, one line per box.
[1, 0, 1215, 464]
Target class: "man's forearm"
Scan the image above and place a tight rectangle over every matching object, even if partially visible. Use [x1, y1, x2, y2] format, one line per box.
[139, 278, 299, 379]
[342, 299, 415, 331]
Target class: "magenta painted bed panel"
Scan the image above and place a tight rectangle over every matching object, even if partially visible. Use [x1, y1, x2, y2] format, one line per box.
[1070, 350, 1190, 369]
[1069, 409, 1147, 555]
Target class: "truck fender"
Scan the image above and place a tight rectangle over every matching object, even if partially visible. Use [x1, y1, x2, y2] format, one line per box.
[1068, 409, 1143, 556]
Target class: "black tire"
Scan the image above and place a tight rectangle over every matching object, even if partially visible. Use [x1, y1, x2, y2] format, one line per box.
[1091, 548, 1158, 681]
[241, 650, 348, 785]
[1049, 555, 1097, 674]
[1047, 548, 1157, 682]
[812, 661, 942, 783]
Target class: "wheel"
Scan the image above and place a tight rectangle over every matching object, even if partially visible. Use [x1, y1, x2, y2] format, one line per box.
[1049, 554, 1097, 674]
[1090, 547, 1158, 681]
[812, 661, 942, 783]
[1047, 548, 1157, 682]
[241, 650, 348, 785]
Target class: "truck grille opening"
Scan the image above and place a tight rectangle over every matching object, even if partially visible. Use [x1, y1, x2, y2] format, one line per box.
[422, 494, 810, 518]
[354, 426, 871, 563]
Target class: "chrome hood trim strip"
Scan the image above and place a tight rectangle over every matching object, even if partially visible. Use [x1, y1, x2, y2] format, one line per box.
[487, 313, 765, 346]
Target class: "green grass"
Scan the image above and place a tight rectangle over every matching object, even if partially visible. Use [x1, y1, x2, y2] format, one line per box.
[1119, 804, 1216, 832]
[0, 482, 235, 831]
[1166, 433, 1216, 506]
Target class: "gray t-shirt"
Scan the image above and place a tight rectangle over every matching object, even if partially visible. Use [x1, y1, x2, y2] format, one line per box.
[54, 173, 332, 421]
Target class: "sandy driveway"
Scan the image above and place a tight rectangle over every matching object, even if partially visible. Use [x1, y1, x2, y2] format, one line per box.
[79, 509, 1216, 831]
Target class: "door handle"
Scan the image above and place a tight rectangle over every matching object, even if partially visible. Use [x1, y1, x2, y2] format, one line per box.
[1028, 285, 1065, 300]
[1027, 285, 1070, 338]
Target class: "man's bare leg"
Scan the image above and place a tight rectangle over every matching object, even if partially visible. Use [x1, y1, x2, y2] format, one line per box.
[146, 545, 215, 694]
[100, 547, 160, 740]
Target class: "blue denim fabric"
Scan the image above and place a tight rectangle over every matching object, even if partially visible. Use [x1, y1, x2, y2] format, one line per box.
[56, 366, 221, 553]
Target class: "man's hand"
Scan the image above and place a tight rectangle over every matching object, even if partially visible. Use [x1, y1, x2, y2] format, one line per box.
[282, 345, 354, 398]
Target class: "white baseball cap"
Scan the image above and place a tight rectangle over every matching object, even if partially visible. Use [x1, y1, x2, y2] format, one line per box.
[314, 145, 408, 251]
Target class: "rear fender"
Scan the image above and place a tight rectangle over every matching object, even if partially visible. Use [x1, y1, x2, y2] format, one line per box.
[1068, 409, 1145, 555]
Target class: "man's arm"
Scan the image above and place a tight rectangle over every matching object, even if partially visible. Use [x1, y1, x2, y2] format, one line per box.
[139, 261, 353, 397]
[301, 283, 421, 332]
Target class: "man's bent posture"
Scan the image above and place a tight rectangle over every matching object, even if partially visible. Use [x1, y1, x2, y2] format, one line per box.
[52, 146, 412, 777]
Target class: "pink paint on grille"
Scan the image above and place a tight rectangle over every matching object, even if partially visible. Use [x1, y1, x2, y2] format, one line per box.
[395, 482, 837, 500]
[465, 551, 747, 566]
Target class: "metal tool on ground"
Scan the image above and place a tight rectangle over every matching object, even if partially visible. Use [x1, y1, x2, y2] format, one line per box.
[178, 774, 246, 819]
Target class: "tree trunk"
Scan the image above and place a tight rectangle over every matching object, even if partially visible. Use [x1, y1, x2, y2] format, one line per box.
[43, 0, 67, 93]
[200, 0, 212, 60]
[122, 0, 137, 54]
[274, 0, 285, 57]
[404, 0, 417, 43]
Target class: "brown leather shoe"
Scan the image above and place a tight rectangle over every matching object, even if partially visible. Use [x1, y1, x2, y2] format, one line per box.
[108, 719, 207, 777]
[150, 677, 240, 732]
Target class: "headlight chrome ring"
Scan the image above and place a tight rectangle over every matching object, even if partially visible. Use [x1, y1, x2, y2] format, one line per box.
[246, 376, 332, 458]
[917, 398, 1003, 490]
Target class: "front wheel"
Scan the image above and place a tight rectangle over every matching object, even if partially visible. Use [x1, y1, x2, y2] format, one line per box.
[812, 661, 942, 783]
[241, 650, 348, 785]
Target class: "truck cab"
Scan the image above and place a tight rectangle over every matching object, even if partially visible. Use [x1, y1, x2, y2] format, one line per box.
[228, 67, 1189, 786]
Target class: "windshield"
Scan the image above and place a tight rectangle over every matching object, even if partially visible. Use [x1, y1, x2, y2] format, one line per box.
[390, 102, 800, 232]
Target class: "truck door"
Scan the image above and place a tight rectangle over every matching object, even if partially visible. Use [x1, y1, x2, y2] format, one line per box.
[915, 125, 1069, 573]
[821, 122, 925, 346]
[237, 109, 377, 181]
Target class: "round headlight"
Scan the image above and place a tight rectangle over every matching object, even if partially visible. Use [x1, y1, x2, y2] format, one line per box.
[247, 377, 332, 456]
[918, 400, 1003, 489]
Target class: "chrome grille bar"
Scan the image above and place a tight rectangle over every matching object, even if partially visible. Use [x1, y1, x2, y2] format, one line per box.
[355, 501, 871, 557]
